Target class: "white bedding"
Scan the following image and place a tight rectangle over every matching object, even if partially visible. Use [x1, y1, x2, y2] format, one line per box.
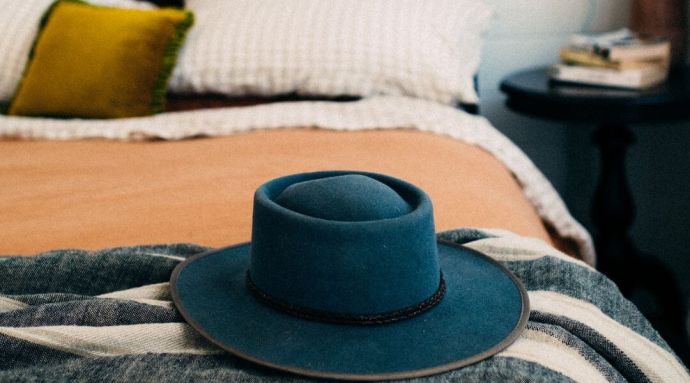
[169, 0, 491, 104]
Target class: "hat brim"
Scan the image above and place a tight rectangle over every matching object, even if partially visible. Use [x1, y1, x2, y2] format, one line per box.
[170, 240, 529, 381]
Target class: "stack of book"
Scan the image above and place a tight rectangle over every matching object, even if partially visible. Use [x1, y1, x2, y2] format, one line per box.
[549, 29, 671, 89]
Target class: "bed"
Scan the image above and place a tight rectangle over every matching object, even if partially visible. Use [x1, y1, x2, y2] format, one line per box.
[0, 0, 687, 381]
[0, 100, 583, 257]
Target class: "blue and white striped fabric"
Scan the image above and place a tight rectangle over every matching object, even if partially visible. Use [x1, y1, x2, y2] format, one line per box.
[1, 229, 687, 382]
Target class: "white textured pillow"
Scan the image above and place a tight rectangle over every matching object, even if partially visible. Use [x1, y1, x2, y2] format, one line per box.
[170, 0, 492, 105]
[0, 0, 54, 102]
[0, 0, 156, 103]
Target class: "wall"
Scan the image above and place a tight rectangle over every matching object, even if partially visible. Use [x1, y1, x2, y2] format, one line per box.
[479, 0, 690, 342]
[480, 0, 630, 192]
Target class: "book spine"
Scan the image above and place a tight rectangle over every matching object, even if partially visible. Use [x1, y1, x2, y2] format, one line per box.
[548, 65, 663, 88]
[600, 43, 670, 61]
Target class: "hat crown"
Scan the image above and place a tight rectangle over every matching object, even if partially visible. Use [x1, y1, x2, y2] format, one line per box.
[249, 171, 440, 318]
[274, 174, 412, 221]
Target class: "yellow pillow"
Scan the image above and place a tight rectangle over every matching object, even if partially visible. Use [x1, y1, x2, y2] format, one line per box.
[9, 1, 193, 119]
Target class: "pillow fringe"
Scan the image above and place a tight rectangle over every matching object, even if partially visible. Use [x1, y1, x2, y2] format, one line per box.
[151, 9, 194, 114]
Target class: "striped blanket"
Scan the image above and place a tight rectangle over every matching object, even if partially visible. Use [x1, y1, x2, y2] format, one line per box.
[0, 229, 687, 382]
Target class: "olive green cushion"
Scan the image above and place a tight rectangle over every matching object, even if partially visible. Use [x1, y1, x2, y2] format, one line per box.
[8, 1, 193, 119]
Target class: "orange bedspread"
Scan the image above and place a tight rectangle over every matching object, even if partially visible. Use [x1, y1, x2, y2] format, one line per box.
[1, 129, 555, 255]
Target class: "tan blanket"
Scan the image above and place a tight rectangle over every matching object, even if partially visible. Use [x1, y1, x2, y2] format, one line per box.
[1, 129, 558, 255]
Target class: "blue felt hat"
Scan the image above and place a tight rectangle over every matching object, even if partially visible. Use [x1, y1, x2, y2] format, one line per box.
[171, 171, 528, 380]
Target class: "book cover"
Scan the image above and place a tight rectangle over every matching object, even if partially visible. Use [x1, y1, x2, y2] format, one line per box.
[548, 64, 668, 89]
[596, 39, 671, 61]
[559, 48, 668, 70]
[568, 28, 671, 62]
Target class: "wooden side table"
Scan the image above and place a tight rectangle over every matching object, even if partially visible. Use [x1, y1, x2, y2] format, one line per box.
[500, 66, 690, 361]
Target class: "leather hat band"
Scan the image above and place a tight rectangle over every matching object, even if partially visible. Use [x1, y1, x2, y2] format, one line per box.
[246, 271, 446, 326]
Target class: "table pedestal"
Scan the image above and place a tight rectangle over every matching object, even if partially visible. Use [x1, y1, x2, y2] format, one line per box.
[591, 124, 636, 282]
[591, 123, 689, 361]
